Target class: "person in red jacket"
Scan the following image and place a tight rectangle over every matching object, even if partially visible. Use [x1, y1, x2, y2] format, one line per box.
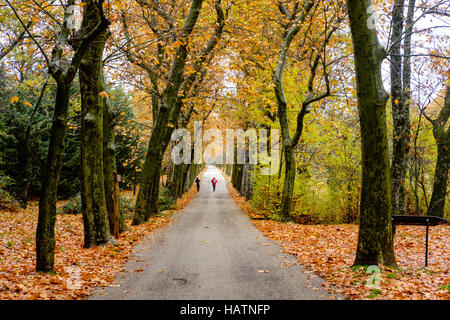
[211, 177, 217, 192]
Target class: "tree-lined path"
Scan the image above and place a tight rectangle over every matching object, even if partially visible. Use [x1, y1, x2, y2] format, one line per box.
[91, 166, 338, 300]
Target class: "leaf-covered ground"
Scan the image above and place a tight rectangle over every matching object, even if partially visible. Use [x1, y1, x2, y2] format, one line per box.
[0, 186, 198, 300]
[227, 184, 449, 300]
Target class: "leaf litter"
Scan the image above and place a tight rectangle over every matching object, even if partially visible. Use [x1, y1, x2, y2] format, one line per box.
[0, 186, 199, 300]
[227, 182, 449, 300]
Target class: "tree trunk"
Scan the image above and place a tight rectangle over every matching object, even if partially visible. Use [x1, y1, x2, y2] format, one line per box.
[17, 139, 33, 208]
[35, 0, 110, 272]
[226, 164, 232, 176]
[280, 145, 295, 220]
[169, 163, 190, 198]
[103, 79, 127, 234]
[427, 84, 450, 217]
[132, 0, 204, 225]
[428, 144, 449, 217]
[232, 161, 244, 194]
[79, 5, 113, 247]
[133, 143, 165, 224]
[272, 1, 314, 220]
[133, 101, 176, 223]
[397, 0, 415, 214]
[36, 82, 70, 272]
[241, 163, 254, 200]
[168, 144, 193, 198]
[347, 0, 397, 267]
[390, 0, 409, 216]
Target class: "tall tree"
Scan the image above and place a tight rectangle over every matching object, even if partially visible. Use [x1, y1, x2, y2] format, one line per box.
[133, 0, 205, 224]
[79, 0, 115, 247]
[273, 0, 313, 221]
[7, 0, 112, 272]
[425, 81, 449, 218]
[389, 0, 410, 216]
[103, 76, 127, 234]
[273, 1, 344, 220]
[121, 0, 228, 225]
[346, 0, 397, 266]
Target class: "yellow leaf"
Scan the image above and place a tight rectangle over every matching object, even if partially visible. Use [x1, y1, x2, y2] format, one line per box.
[10, 96, 19, 104]
[99, 91, 109, 98]
[173, 40, 183, 49]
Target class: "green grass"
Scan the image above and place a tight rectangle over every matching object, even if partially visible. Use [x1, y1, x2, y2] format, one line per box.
[368, 289, 382, 298]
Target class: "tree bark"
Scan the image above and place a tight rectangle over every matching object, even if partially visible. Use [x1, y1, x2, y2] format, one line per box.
[35, 0, 110, 272]
[427, 84, 450, 217]
[103, 78, 127, 234]
[133, 141, 165, 224]
[280, 145, 296, 219]
[390, 0, 410, 216]
[347, 0, 397, 267]
[79, 3, 113, 247]
[397, 0, 415, 214]
[169, 163, 190, 198]
[36, 82, 71, 272]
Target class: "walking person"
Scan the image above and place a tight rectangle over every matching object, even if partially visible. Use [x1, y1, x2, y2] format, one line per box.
[211, 177, 217, 192]
[195, 177, 200, 192]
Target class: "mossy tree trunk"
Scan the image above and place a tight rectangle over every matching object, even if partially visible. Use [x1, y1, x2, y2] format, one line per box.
[427, 84, 449, 218]
[168, 163, 189, 199]
[79, 1, 113, 247]
[103, 74, 127, 234]
[347, 0, 397, 267]
[36, 82, 71, 272]
[390, 0, 412, 216]
[133, 143, 165, 224]
[232, 164, 244, 193]
[280, 145, 295, 218]
[35, 0, 110, 272]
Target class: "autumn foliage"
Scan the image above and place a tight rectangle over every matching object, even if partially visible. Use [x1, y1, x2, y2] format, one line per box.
[0, 187, 198, 300]
[227, 180, 449, 300]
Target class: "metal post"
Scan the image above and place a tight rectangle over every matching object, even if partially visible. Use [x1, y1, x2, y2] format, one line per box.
[425, 219, 429, 267]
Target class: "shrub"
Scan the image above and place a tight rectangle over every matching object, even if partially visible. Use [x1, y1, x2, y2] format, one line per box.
[0, 174, 19, 211]
[159, 187, 176, 212]
[57, 194, 82, 215]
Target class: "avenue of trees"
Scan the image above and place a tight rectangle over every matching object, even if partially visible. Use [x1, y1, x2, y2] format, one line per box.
[0, 0, 448, 272]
